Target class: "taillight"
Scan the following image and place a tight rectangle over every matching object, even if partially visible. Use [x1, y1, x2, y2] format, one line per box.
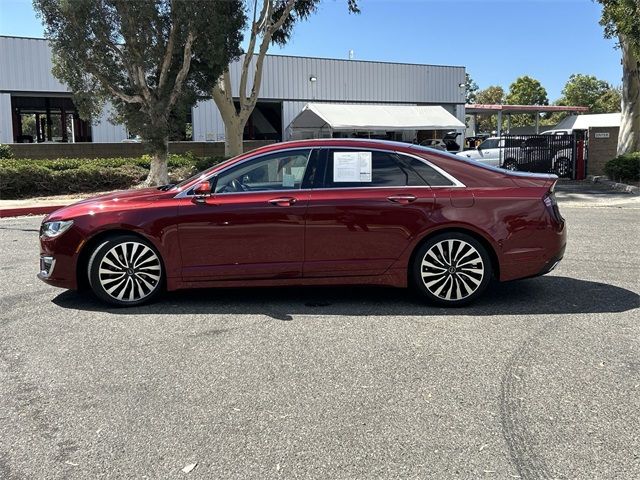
[543, 191, 563, 224]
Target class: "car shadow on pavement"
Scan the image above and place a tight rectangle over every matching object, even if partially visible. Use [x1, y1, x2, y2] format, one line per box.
[52, 275, 639, 319]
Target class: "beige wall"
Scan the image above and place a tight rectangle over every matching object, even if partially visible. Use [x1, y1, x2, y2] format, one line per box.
[587, 127, 619, 176]
[9, 140, 274, 160]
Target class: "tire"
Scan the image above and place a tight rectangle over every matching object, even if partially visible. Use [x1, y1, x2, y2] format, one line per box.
[411, 232, 493, 307]
[87, 234, 164, 307]
[554, 157, 573, 178]
[503, 158, 518, 171]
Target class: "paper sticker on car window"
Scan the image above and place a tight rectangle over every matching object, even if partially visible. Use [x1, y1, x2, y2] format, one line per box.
[333, 151, 372, 182]
[282, 173, 295, 187]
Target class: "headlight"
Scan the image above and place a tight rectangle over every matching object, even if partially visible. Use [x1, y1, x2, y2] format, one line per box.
[40, 220, 74, 238]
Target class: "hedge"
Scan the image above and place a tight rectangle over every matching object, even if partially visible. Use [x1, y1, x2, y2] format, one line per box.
[0, 144, 13, 159]
[0, 154, 225, 199]
[603, 152, 640, 184]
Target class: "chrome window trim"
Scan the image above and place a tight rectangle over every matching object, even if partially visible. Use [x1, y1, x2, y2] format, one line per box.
[174, 147, 313, 198]
[391, 150, 466, 188]
[174, 145, 466, 199]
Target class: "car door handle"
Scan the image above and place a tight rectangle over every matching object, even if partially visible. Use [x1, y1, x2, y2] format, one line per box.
[387, 194, 417, 204]
[268, 197, 297, 207]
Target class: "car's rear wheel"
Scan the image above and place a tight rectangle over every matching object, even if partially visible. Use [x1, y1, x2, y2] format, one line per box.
[412, 233, 492, 306]
[87, 235, 163, 306]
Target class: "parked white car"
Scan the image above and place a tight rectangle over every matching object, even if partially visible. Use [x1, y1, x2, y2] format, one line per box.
[456, 137, 522, 168]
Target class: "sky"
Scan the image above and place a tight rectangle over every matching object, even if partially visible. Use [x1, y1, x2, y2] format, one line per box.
[0, 0, 621, 101]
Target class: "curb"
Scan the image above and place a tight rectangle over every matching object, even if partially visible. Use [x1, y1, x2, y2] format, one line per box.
[587, 175, 639, 194]
[0, 204, 67, 218]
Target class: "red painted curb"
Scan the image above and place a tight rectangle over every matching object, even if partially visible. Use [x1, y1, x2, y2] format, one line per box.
[0, 205, 68, 218]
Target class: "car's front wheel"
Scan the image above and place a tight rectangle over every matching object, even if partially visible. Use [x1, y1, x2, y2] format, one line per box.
[87, 234, 164, 306]
[412, 233, 492, 306]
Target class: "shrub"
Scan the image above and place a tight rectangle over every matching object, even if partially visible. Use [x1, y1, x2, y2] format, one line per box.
[0, 144, 13, 159]
[603, 152, 640, 183]
[0, 155, 225, 199]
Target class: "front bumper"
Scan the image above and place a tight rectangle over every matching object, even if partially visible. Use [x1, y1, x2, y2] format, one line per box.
[37, 228, 85, 290]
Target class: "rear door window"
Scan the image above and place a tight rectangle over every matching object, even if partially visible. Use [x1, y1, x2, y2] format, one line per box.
[323, 150, 411, 188]
[398, 155, 455, 187]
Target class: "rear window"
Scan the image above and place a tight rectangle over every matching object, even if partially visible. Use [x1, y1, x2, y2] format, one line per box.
[398, 155, 455, 187]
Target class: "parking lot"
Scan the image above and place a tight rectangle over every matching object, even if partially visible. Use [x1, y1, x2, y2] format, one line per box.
[1, 186, 638, 479]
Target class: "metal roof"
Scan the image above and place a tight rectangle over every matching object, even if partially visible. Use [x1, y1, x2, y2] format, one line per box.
[466, 104, 589, 114]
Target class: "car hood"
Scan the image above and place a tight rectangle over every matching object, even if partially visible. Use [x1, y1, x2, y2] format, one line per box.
[44, 187, 170, 221]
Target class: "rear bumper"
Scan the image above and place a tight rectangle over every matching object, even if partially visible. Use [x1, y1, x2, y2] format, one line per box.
[534, 243, 566, 277]
[499, 220, 567, 282]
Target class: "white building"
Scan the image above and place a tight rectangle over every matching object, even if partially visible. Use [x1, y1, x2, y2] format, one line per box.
[0, 35, 466, 145]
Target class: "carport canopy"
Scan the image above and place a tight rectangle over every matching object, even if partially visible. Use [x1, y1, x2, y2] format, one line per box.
[288, 103, 465, 131]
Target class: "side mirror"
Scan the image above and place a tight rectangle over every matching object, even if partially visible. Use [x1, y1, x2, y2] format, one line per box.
[194, 181, 211, 195]
[192, 181, 211, 204]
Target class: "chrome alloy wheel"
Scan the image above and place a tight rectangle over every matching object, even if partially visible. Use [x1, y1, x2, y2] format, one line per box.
[420, 239, 485, 301]
[97, 241, 162, 302]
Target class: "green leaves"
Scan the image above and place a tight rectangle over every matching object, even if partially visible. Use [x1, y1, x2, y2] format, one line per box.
[506, 76, 549, 106]
[557, 73, 621, 114]
[0, 155, 225, 199]
[33, 0, 245, 183]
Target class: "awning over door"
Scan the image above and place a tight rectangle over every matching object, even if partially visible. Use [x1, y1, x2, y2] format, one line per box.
[288, 103, 465, 131]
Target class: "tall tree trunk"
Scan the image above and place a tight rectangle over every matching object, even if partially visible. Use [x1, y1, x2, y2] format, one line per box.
[212, 74, 251, 157]
[145, 138, 169, 186]
[618, 35, 640, 155]
[223, 115, 245, 157]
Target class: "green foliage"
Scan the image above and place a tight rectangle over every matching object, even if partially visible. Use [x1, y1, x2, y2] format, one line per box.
[506, 76, 549, 106]
[465, 73, 479, 104]
[476, 86, 505, 105]
[558, 73, 621, 113]
[603, 152, 640, 182]
[0, 144, 13, 159]
[0, 155, 224, 199]
[598, 0, 640, 58]
[505, 76, 549, 128]
[473, 86, 505, 133]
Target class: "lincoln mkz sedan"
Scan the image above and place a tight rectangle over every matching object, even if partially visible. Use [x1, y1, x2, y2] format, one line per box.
[38, 139, 566, 307]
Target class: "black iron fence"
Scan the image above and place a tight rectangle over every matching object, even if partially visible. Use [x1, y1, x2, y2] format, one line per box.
[500, 133, 579, 179]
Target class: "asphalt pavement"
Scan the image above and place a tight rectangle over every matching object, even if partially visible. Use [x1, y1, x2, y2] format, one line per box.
[0, 187, 638, 479]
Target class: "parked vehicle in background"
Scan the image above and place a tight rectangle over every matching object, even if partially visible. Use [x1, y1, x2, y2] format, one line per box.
[420, 132, 461, 153]
[38, 139, 566, 308]
[420, 139, 447, 151]
[517, 135, 574, 178]
[457, 136, 523, 168]
[541, 129, 572, 136]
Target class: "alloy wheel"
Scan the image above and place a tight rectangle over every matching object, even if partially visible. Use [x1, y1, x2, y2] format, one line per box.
[97, 241, 162, 302]
[420, 239, 485, 301]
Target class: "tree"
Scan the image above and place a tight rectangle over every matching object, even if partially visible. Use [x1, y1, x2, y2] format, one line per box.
[505, 76, 549, 128]
[212, 0, 360, 157]
[476, 86, 505, 105]
[558, 73, 621, 113]
[506, 76, 549, 106]
[597, 0, 640, 155]
[473, 86, 505, 133]
[465, 73, 479, 104]
[34, 0, 244, 185]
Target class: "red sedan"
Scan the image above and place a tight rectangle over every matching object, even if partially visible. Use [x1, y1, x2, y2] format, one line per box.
[38, 139, 566, 307]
